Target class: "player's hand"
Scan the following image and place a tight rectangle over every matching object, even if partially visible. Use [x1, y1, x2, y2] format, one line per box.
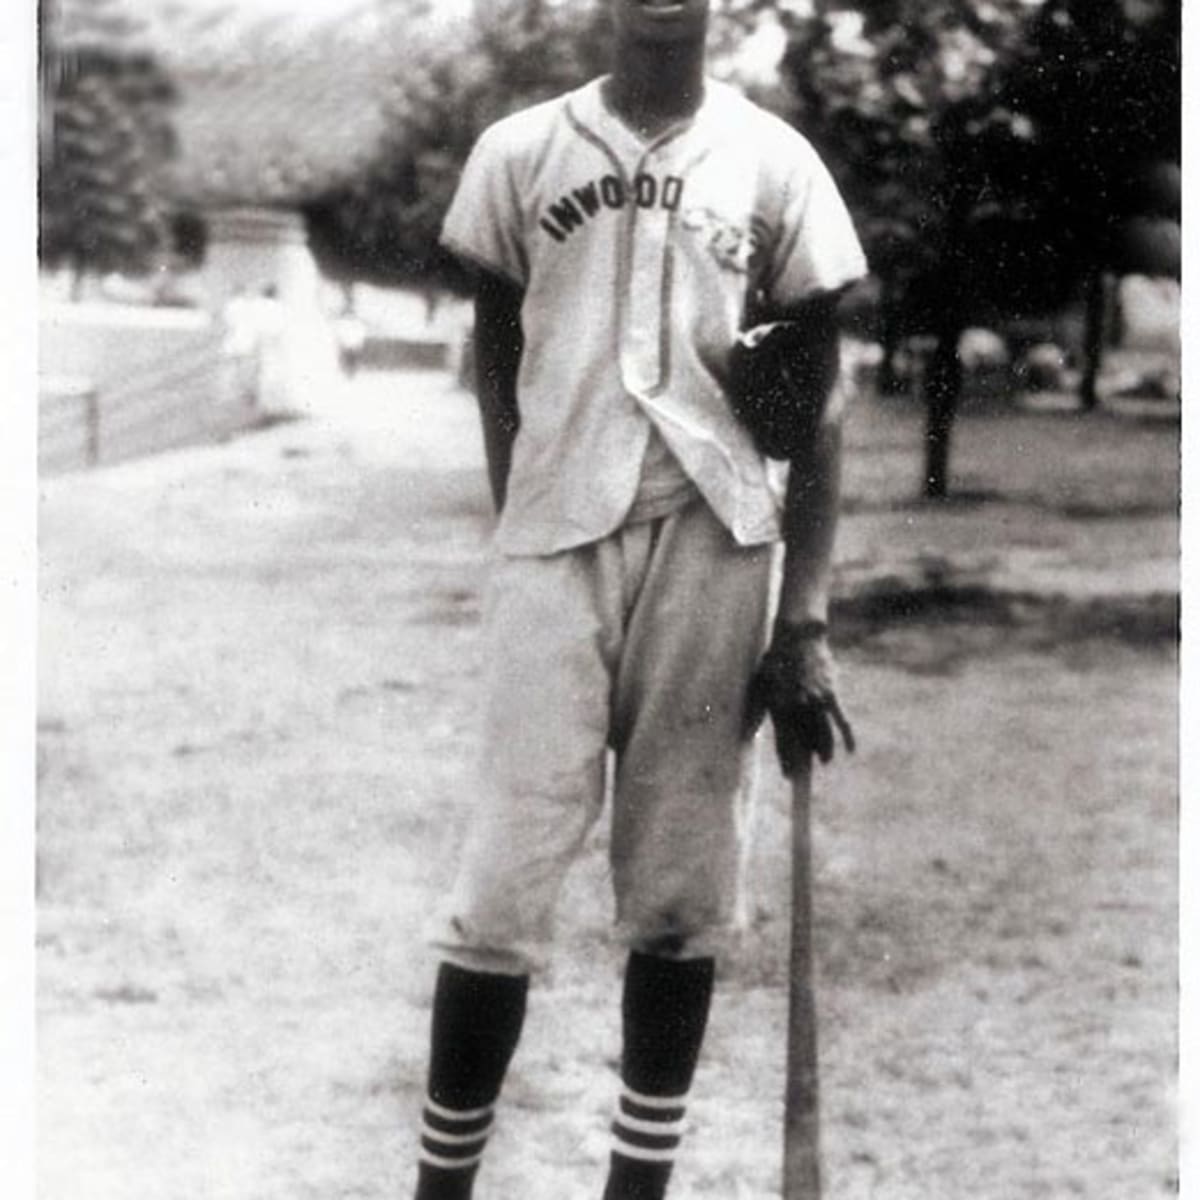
[743, 620, 855, 773]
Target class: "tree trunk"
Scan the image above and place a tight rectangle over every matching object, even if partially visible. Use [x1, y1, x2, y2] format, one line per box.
[923, 316, 964, 500]
[922, 183, 970, 501]
[1079, 267, 1110, 411]
[878, 297, 907, 395]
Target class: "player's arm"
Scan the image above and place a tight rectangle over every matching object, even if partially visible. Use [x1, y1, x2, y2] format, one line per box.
[744, 291, 855, 770]
[472, 269, 525, 513]
[766, 292, 843, 630]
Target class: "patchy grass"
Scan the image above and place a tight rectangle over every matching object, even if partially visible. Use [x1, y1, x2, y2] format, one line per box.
[37, 370, 1177, 1199]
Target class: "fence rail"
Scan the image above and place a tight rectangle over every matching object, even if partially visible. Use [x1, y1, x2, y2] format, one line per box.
[39, 323, 263, 476]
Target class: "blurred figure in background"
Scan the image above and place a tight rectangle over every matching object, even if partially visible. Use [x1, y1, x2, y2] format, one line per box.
[219, 285, 261, 407]
[333, 289, 368, 377]
[221, 283, 286, 410]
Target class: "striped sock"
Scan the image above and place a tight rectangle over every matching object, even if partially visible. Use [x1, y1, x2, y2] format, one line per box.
[602, 952, 715, 1200]
[416, 1096, 494, 1198]
[605, 1085, 690, 1200]
[413, 962, 528, 1200]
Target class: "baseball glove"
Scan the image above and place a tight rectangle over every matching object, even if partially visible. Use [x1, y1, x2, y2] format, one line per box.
[726, 321, 826, 461]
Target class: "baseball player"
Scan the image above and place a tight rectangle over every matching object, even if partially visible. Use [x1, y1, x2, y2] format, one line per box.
[412, 3, 866, 1198]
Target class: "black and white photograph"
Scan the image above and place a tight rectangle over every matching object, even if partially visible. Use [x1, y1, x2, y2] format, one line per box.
[15, 1, 1188, 1197]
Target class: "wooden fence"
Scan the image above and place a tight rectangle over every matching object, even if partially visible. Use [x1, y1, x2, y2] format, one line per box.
[39, 304, 262, 476]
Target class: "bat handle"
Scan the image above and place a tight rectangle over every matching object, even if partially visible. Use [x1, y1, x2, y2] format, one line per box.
[783, 754, 821, 1200]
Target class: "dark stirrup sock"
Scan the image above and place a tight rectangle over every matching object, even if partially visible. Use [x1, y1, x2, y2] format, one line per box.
[602, 951, 716, 1200]
[414, 962, 529, 1200]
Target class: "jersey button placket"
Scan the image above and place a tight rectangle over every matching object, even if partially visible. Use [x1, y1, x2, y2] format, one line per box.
[620, 143, 678, 400]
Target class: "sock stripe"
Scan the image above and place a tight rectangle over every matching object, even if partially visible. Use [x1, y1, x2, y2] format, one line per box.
[424, 1096, 494, 1123]
[612, 1122, 683, 1151]
[421, 1120, 493, 1148]
[611, 1084, 688, 1168]
[609, 1141, 680, 1165]
[613, 1111, 688, 1138]
[619, 1095, 687, 1124]
[419, 1095, 495, 1171]
[620, 1085, 689, 1111]
[422, 1108, 494, 1138]
[418, 1145, 487, 1171]
[421, 1132, 488, 1159]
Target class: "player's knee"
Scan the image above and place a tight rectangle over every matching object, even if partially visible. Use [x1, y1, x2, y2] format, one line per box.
[437, 940, 534, 978]
[428, 914, 543, 976]
[628, 906, 718, 960]
[635, 930, 690, 958]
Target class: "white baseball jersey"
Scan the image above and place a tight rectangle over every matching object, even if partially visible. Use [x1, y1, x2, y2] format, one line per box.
[441, 76, 867, 557]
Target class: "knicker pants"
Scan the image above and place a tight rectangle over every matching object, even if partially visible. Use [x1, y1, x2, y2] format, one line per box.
[429, 498, 774, 974]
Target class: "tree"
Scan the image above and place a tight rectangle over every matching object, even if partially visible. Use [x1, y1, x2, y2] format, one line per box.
[777, 4, 1038, 368]
[773, 1, 1052, 495]
[997, 0, 1180, 408]
[774, 0, 1180, 496]
[304, 0, 614, 291]
[39, 0, 178, 293]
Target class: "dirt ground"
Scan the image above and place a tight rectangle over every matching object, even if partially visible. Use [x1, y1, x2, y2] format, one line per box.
[36, 369, 1178, 1199]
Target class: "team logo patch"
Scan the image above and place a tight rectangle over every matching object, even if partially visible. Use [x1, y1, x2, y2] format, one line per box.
[681, 209, 772, 276]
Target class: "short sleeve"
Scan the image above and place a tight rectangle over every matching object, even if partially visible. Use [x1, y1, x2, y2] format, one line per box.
[767, 145, 867, 305]
[440, 123, 528, 288]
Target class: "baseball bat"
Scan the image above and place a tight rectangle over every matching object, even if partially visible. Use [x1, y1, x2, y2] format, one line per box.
[782, 753, 821, 1200]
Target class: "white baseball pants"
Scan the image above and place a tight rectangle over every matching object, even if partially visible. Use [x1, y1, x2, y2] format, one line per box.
[430, 498, 774, 974]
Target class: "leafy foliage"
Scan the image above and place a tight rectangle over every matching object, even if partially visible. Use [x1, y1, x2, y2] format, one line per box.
[776, 1, 1055, 328]
[770, 0, 1179, 492]
[998, 0, 1180, 278]
[777, 0, 1179, 325]
[39, 0, 178, 284]
[304, 0, 614, 290]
